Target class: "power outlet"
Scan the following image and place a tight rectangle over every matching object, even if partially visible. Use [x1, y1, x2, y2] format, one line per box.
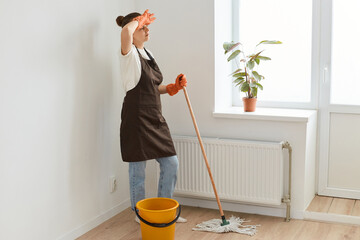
[109, 176, 116, 193]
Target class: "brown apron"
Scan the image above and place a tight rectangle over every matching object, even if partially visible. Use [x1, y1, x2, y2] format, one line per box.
[120, 47, 176, 162]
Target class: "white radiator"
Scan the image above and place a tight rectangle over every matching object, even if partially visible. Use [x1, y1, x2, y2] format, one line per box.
[172, 135, 284, 206]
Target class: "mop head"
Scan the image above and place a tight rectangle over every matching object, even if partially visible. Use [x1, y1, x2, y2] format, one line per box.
[192, 215, 259, 236]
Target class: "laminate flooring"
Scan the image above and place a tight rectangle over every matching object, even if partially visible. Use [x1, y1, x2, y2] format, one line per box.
[307, 195, 360, 217]
[77, 206, 360, 240]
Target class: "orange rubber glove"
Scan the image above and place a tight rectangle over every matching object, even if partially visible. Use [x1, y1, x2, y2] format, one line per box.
[166, 74, 187, 96]
[133, 9, 156, 30]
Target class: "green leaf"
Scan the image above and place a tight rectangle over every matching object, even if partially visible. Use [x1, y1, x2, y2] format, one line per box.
[232, 73, 242, 78]
[257, 56, 271, 61]
[256, 40, 282, 47]
[233, 78, 245, 83]
[240, 82, 249, 92]
[235, 80, 245, 87]
[256, 82, 263, 90]
[255, 58, 260, 65]
[251, 87, 258, 97]
[247, 61, 255, 70]
[227, 50, 241, 62]
[228, 68, 242, 76]
[252, 71, 261, 81]
[223, 42, 234, 51]
[233, 72, 247, 78]
[249, 51, 264, 61]
[223, 42, 241, 54]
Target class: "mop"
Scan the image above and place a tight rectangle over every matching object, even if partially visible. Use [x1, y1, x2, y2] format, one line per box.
[182, 85, 259, 236]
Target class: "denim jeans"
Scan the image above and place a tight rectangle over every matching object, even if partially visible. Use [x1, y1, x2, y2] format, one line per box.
[129, 155, 179, 210]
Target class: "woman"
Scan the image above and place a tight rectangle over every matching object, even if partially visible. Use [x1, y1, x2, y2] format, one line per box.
[116, 10, 187, 223]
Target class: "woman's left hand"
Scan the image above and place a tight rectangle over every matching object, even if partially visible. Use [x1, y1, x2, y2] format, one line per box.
[166, 73, 188, 96]
[175, 74, 187, 89]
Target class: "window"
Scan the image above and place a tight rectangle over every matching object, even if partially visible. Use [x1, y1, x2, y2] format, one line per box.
[232, 0, 313, 108]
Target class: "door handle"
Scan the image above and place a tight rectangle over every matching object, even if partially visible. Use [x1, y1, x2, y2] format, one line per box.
[323, 65, 329, 83]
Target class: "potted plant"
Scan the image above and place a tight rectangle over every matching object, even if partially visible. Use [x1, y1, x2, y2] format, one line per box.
[223, 40, 282, 112]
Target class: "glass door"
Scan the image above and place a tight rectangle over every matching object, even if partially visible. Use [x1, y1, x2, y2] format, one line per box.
[318, 0, 360, 199]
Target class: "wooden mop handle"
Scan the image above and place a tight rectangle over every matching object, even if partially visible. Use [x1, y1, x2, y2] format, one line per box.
[182, 87, 225, 216]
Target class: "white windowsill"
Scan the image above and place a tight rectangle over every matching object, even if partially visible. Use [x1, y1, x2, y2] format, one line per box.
[213, 107, 317, 123]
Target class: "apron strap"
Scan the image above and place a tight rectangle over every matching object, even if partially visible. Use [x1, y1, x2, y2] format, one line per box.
[135, 47, 154, 61]
[135, 47, 141, 55]
[144, 48, 154, 61]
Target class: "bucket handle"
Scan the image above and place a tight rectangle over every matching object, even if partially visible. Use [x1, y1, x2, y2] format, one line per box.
[135, 205, 181, 228]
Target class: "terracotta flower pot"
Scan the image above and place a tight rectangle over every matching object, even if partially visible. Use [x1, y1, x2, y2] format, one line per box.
[242, 97, 257, 112]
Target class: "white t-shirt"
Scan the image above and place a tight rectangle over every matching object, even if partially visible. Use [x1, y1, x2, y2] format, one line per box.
[118, 44, 154, 92]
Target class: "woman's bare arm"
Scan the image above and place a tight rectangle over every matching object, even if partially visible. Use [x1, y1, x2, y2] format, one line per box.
[158, 85, 168, 94]
[121, 21, 138, 55]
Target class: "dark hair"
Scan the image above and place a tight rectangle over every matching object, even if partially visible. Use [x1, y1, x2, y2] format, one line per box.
[116, 12, 141, 28]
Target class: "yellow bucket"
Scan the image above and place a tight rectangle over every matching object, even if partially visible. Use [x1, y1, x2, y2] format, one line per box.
[135, 198, 181, 240]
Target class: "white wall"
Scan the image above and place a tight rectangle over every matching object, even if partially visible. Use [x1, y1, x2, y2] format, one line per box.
[0, 0, 318, 238]
[135, 0, 317, 219]
[0, 1, 133, 239]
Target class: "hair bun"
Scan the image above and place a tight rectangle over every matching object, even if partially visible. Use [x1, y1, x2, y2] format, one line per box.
[116, 16, 124, 27]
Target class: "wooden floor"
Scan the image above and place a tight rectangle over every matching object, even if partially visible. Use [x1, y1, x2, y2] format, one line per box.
[77, 206, 360, 240]
[307, 195, 360, 216]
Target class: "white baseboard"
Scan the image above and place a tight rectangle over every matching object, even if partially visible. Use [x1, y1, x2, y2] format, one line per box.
[57, 198, 131, 240]
[175, 196, 305, 220]
[174, 196, 293, 219]
[304, 211, 360, 226]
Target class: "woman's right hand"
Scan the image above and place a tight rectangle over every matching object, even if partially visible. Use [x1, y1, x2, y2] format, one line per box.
[133, 10, 156, 30]
[121, 10, 155, 56]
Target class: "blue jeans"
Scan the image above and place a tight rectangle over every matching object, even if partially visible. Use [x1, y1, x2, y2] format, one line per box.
[129, 155, 179, 210]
